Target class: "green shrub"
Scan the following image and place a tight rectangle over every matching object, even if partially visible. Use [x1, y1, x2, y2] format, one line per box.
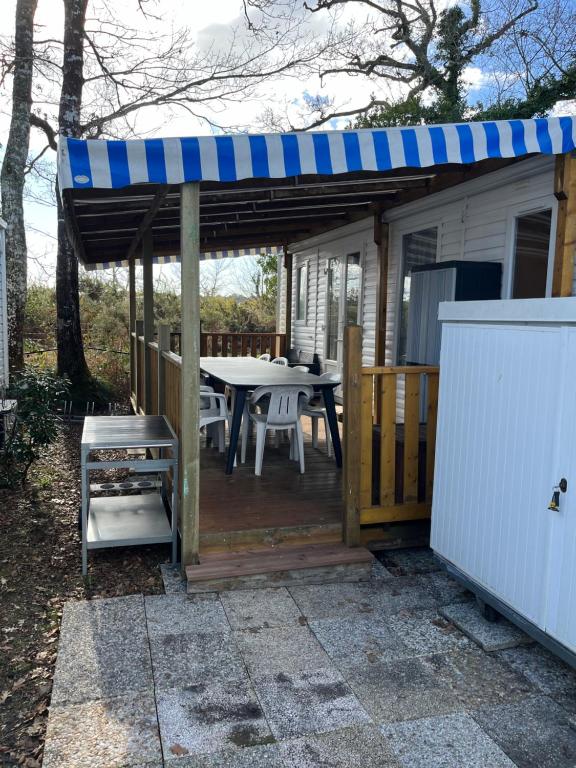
[0, 369, 69, 488]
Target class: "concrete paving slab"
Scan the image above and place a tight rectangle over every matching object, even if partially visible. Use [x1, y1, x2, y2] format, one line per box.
[161, 563, 187, 594]
[253, 667, 371, 740]
[165, 743, 284, 767]
[497, 644, 576, 695]
[157, 679, 274, 759]
[383, 712, 516, 768]
[377, 548, 442, 576]
[388, 609, 472, 656]
[309, 615, 410, 665]
[344, 655, 460, 723]
[289, 578, 435, 621]
[472, 694, 576, 768]
[150, 630, 247, 690]
[370, 560, 395, 582]
[51, 634, 153, 706]
[422, 571, 474, 607]
[219, 587, 304, 630]
[58, 594, 147, 647]
[279, 724, 402, 767]
[233, 625, 333, 678]
[422, 649, 535, 709]
[42, 692, 162, 768]
[441, 602, 533, 652]
[145, 594, 229, 637]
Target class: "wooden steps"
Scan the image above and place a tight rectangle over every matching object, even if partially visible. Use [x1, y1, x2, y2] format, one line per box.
[186, 543, 375, 593]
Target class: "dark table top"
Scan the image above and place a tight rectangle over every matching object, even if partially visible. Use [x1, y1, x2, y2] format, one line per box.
[200, 356, 332, 389]
[81, 415, 178, 450]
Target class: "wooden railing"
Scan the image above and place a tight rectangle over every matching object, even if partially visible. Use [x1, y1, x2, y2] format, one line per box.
[343, 325, 439, 541]
[136, 336, 144, 412]
[196, 331, 286, 358]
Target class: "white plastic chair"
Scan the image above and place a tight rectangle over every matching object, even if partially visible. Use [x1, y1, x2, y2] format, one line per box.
[199, 387, 230, 454]
[301, 372, 341, 457]
[243, 385, 313, 475]
[271, 356, 288, 366]
[258, 353, 271, 362]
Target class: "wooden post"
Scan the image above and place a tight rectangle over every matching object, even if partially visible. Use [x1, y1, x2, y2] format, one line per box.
[180, 183, 201, 573]
[157, 324, 171, 415]
[142, 229, 154, 414]
[135, 319, 144, 413]
[342, 324, 362, 546]
[129, 256, 136, 402]
[553, 152, 576, 297]
[284, 250, 293, 351]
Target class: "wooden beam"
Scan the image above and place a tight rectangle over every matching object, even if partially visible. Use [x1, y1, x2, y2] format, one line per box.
[360, 502, 431, 525]
[126, 185, 170, 262]
[284, 250, 293, 349]
[552, 152, 576, 297]
[142, 229, 154, 414]
[157, 324, 171, 416]
[180, 182, 201, 573]
[343, 325, 362, 546]
[128, 255, 136, 402]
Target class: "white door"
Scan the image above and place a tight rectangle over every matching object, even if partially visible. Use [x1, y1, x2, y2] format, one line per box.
[543, 326, 576, 652]
[324, 251, 363, 385]
[432, 322, 564, 627]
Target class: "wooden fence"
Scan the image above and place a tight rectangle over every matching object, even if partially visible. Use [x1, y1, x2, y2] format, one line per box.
[169, 331, 286, 358]
[343, 325, 439, 542]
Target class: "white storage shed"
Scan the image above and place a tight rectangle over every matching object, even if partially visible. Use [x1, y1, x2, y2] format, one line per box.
[431, 297, 576, 665]
[0, 218, 8, 390]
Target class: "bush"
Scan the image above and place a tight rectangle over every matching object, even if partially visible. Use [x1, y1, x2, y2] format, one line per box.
[0, 369, 69, 488]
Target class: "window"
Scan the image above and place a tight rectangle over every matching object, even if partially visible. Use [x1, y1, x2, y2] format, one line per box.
[296, 263, 308, 321]
[511, 209, 552, 299]
[345, 253, 362, 326]
[325, 257, 340, 360]
[397, 227, 438, 365]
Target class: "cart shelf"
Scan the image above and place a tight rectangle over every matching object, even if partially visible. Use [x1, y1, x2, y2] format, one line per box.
[87, 494, 172, 548]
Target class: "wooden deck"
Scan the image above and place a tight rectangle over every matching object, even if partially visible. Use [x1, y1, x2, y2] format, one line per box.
[199, 426, 343, 553]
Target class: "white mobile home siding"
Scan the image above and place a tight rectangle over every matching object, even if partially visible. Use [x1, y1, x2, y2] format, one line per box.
[0, 219, 8, 389]
[283, 155, 560, 373]
[288, 220, 378, 369]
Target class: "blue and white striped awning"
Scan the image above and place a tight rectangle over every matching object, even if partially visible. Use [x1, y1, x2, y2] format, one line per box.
[58, 116, 576, 191]
[83, 246, 283, 271]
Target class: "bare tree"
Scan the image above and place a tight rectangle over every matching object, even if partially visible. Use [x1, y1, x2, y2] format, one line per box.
[1, 0, 38, 373]
[246, 0, 574, 128]
[200, 259, 233, 297]
[6, 0, 326, 386]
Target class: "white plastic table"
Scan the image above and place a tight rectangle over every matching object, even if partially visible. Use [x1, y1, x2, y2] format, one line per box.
[200, 357, 342, 474]
[80, 415, 179, 574]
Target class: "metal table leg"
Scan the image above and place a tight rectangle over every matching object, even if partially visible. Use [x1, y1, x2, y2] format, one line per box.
[226, 387, 246, 474]
[323, 387, 342, 468]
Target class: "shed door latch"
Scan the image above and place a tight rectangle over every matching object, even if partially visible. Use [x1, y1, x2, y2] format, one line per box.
[549, 478, 568, 511]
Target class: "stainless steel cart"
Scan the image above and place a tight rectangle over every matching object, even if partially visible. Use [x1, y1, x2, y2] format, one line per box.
[80, 415, 179, 575]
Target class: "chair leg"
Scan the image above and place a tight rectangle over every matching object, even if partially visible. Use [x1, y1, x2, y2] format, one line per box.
[255, 423, 267, 476]
[296, 421, 305, 474]
[241, 412, 249, 464]
[311, 416, 318, 449]
[218, 420, 225, 453]
[289, 428, 298, 461]
[323, 413, 332, 458]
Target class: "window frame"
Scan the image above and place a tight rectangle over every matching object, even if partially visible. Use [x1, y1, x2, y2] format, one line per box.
[295, 260, 309, 324]
[395, 222, 440, 364]
[503, 198, 558, 300]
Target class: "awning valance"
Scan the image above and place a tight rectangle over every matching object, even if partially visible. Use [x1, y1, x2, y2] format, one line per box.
[83, 245, 283, 271]
[58, 117, 576, 191]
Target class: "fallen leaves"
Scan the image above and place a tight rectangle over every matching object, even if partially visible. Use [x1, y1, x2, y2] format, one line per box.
[1, 423, 166, 766]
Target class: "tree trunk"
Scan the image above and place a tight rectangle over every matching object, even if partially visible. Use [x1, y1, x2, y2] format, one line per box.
[0, 0, 38, 375]
[56, 0, 89, 384]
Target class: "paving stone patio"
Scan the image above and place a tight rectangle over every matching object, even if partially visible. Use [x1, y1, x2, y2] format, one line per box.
[44, 550, 576, 767]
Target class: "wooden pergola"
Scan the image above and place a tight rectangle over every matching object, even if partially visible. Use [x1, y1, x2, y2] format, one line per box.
[57, 119, 576, 572]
